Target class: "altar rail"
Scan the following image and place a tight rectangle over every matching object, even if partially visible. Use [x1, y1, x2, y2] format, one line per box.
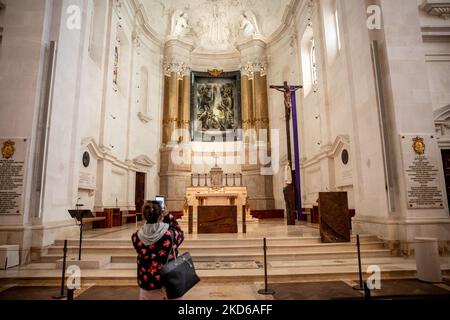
[191, 173, 243, 187]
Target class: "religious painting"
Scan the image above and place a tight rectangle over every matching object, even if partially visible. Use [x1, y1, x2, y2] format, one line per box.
[190, 71, 242, 142]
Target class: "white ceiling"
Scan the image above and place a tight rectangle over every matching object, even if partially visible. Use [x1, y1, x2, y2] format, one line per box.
[138, 0, 292, 53]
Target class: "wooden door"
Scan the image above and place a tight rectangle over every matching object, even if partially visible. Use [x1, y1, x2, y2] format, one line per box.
[441, 150, 450, 209]
[135, 172, 146, 213]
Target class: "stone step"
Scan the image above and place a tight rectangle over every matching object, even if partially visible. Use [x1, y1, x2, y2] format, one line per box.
[109, 249, 391, 263]
[46, 241, 385, 256]
[5, 260, 440, 284]
[37, 248, 391, 265]
[53, 234, 379, 248]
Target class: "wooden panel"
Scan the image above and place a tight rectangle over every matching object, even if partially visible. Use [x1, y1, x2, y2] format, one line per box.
[318, 192, 351, 243]
[198, 206, 237, 234]
[125, 210, 137, 224]
[135, 172, 146, 213]
[112, 208, 122, 227]
[188, 206, 193, 234]
[311, 206, 319, 224]
[242, 205, 246, 234]
[250, 209, 284, 219]
[94, 209, 113, 228]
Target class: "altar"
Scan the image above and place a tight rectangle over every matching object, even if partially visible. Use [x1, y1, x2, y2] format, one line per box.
[184, 185, 248, 234]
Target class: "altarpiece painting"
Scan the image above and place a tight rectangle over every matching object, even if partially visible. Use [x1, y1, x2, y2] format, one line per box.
[190, 71, 242, 142]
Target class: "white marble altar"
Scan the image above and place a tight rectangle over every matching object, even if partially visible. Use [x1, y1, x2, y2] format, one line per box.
[184, 186, 249, 234]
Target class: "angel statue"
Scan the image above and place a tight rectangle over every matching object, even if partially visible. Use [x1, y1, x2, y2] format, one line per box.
[239, 10, 261, 37]
[170, 10, 189, 37]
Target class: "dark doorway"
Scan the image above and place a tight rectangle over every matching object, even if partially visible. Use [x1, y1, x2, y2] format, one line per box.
[135, 172, 146, 213]
[441, 150, 450, 209]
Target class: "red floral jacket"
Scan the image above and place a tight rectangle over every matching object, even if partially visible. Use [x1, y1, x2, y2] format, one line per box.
[131, 214, 184, 291]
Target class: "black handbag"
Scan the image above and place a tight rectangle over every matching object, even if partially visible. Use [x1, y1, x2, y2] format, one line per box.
[160, 230, 200, 299]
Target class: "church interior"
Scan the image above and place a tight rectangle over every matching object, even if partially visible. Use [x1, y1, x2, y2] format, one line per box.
[0, 0, 449, 300]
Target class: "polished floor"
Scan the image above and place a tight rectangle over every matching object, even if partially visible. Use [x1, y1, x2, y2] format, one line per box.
[81, 219, 321, 240]
[1, 279, 449, 300]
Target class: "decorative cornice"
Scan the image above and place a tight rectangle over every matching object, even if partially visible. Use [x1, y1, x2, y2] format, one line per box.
[81, 137, 152, 172]
[421, 1, 450, 20]
[240, 60, 268, 77]
[266, 0, 303, 46]
[132, 155, 155, 168]
[300, 135, 350, 168]
[129, 0, 164, 47]
[163, 60, 190, 78]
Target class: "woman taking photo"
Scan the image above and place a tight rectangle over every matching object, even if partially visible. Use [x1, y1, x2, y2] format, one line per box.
[132, 201, 184, 300]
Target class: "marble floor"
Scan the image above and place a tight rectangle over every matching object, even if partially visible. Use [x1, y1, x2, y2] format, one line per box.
[82, 219, 321, 240]
[1, 279, 449, 300]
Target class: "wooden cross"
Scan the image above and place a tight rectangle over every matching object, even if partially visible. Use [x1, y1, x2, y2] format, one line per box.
[270, 81, 303, 221]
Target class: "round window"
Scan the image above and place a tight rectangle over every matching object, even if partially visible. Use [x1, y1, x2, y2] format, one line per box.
[82, 151, 90, 168]
[341, 149, 349, 165]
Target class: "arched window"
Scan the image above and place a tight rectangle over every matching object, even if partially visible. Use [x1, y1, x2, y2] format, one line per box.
[334, 8, 341, 51]
[322, 0, 341, 64]
[88, 0, 107, 67]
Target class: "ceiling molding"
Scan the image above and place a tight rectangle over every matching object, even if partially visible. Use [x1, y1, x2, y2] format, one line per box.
[129, 0, 164, 47]
[266, 0, 302, 46]
[132, 155, 155, 168]
[300, 135, 350, 168]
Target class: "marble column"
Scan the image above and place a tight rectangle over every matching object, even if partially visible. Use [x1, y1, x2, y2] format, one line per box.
[162, 75, 171, 143]
[241, 74, 251, 132]
[181, 74, 190, 141]
[168, 71, 179, 144]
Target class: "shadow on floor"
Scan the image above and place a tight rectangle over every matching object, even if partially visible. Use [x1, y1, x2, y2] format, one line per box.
[270, 279, 450, 300]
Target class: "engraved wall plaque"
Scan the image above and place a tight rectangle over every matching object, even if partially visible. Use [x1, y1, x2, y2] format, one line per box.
[0, 138, 28, 215]
[401, 134, 445, 209]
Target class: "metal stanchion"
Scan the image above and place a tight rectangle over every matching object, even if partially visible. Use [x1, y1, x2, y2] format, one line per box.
[353, 234, 364, 291]
[67, 288, 74, 301]
[258, 238, 275, 295]
[364, 282, 371, 301]
[53, 240, 68, 299]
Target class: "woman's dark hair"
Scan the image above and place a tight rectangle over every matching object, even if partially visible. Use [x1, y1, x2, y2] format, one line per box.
[142, 201, 162, 224]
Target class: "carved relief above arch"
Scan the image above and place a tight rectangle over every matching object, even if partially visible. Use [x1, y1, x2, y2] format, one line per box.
[434, 105, 450, 147]
[131, 154, 155, 173]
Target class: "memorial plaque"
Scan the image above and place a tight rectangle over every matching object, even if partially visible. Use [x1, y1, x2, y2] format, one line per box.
[0, 138, 28, 215]
[401, 135, 445, 209]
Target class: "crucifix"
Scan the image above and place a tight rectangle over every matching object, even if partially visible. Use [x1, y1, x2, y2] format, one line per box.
[270, 82, 303, 223]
